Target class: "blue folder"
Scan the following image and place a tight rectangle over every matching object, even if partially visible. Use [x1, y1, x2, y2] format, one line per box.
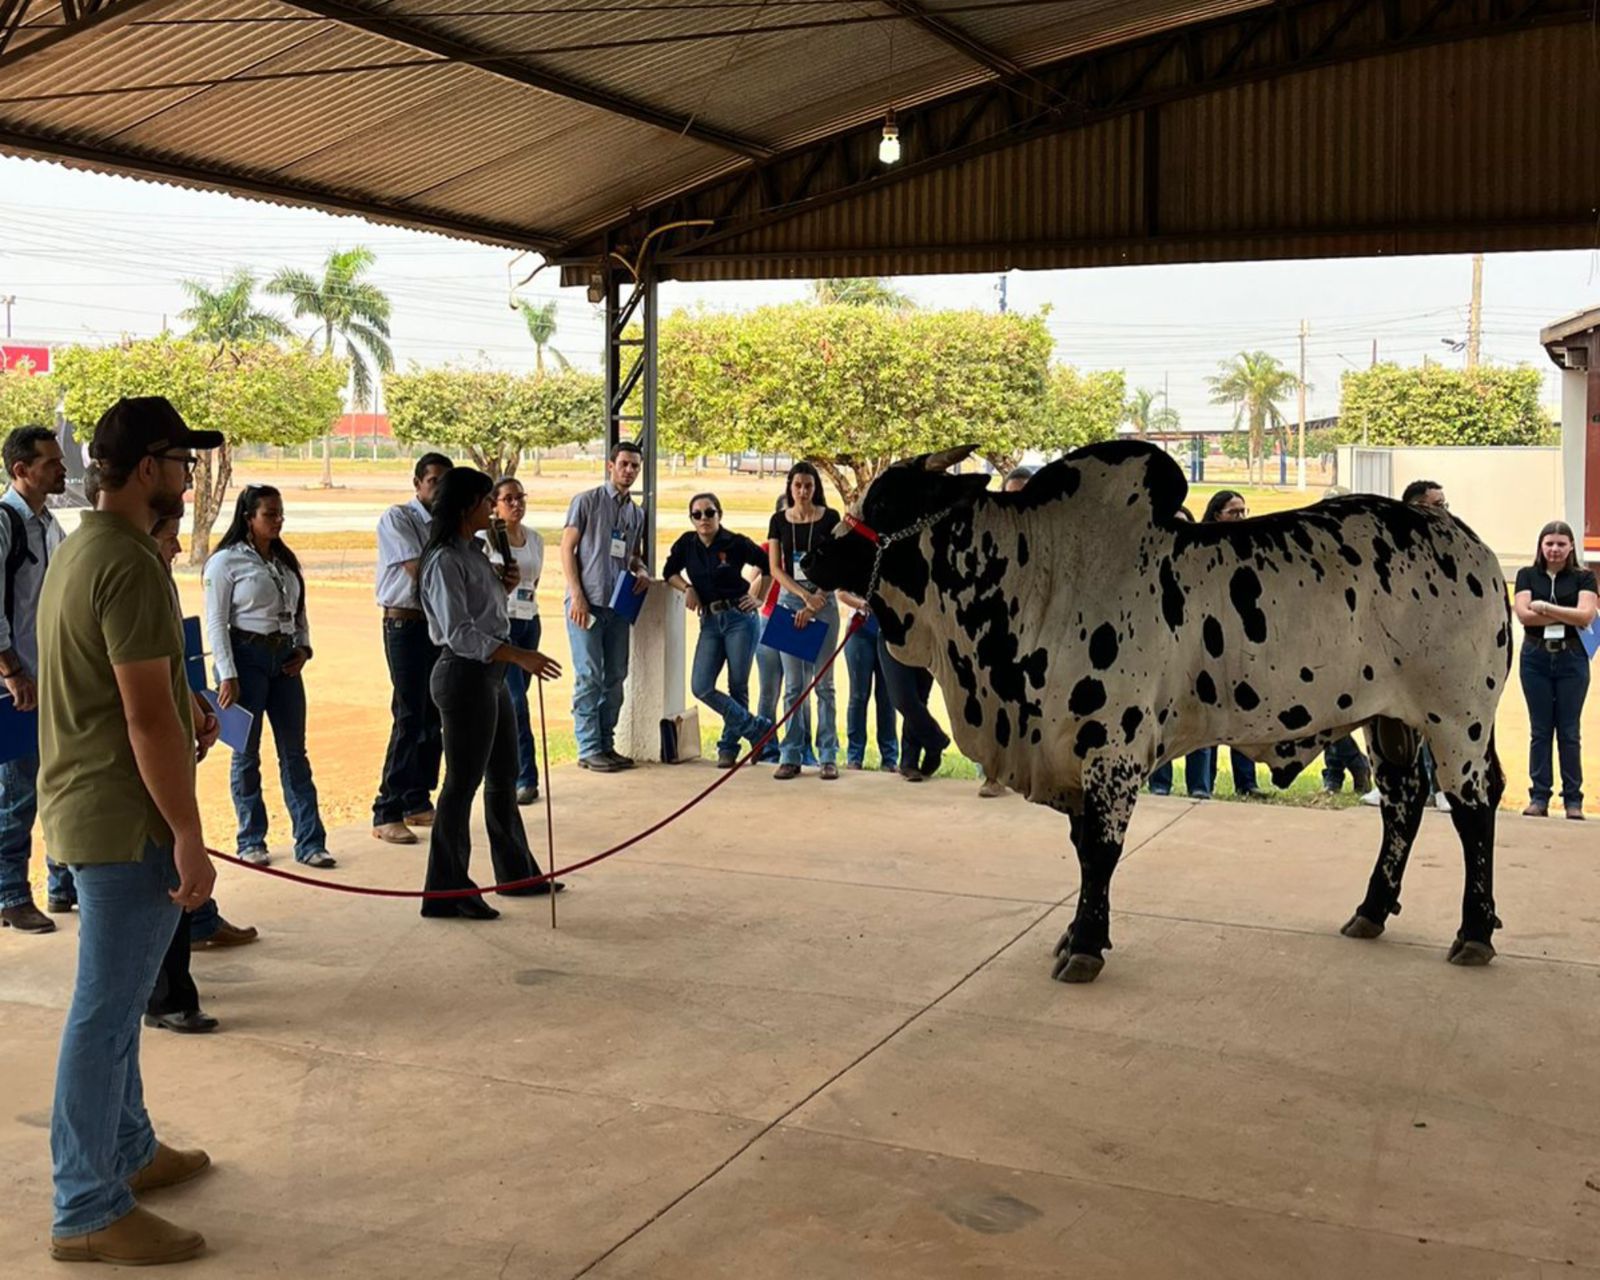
[760, 604, 827, 664]
[0, 695, 37, 765]
[608, 571, 647, 623]
[1580, 618, 1600, 661]
[199, 689, 256, 754]
[182, 616, 207, 693]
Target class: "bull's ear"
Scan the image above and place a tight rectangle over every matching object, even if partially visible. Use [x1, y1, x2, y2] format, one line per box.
[923, 445, 978, 473]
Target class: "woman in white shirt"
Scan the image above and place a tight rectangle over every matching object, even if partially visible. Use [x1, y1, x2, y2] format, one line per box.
[480, 477, 546, 804]
[203, 485, 332, 869]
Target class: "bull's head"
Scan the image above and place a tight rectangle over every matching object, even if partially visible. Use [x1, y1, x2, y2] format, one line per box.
[806, 445, 991, 600]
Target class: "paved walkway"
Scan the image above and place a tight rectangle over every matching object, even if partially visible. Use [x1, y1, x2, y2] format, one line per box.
[1, 769, 1595, 1277]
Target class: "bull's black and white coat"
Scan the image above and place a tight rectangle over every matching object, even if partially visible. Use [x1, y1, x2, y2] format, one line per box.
[804, 441, 1509, 983]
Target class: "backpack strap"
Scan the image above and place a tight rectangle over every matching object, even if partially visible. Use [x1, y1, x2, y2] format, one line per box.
[2, 502, 38, 631]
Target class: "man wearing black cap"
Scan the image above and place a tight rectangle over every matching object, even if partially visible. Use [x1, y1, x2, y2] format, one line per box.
[37, 396, 222, 1266]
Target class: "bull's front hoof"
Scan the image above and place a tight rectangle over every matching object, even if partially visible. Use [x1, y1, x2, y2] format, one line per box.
[1051, 952, 1104, 983]
[1053, 927, 1074, 957]
[1340, 913, 1385, 940]
[1447, 936, 1496, 967]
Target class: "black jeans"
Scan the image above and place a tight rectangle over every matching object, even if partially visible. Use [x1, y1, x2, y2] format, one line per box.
[424, 656, 542, 895]
[145, 911, 197, 1018]
[373, 617, 443, 826]
[1322, 734, 1370, 789]
[877, 636, 949, 773]
[1521, 643, 1590, 805]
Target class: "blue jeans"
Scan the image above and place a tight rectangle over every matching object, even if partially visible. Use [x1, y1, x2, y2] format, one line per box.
[1521, 643, 1590, 805]
[188, 898, 220, 944]
[692, 609, 769, 754]
[52, 844, 182, 1236]
[777, 592, 840, 766]
[844, 626, 898, 768]
[1150, 749, 1214, 797]
[1321, 734, 1370, 790]
[567, 606, 631, 759]
[1228, 747, 1259, 794]
[757, 637, 813, 764]
[226, 637, 327, 861]
[503, 616, 543, 790]
[0, 751, 39, 909]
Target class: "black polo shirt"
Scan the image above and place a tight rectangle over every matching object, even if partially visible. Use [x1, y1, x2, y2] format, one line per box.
[1514, 564, 1598, 648]
[664, 528, 768, 604]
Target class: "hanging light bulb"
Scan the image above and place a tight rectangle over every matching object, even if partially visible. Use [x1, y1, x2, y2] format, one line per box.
[878, 110, 900, 165]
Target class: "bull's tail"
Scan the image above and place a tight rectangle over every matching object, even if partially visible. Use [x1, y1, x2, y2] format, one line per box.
[1485, 729, 1505, 810]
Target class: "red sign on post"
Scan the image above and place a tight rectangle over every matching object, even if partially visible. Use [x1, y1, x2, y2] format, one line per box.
[0, 345, 51, 375]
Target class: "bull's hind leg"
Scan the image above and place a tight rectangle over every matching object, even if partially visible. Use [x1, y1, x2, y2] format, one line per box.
[1438, 729, 1504, 966]
[1341, 716, 1429, 941]
[1052, 759, 1141, 984]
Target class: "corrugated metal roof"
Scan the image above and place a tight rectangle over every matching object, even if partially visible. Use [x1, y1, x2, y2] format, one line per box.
[0, 0, 1592, 274]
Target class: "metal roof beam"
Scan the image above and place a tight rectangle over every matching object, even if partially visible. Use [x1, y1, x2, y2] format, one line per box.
[557, 0, 1588, 264]
[276, 0, 773, 160]
[0, 122, 568, 250]
[878, 0, 1027, 80]
[0, 0, 171, 71]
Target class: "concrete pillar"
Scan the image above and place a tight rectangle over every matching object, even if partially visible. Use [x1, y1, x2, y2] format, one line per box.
[1560, 367, 1587, 541]
[617, 582, 688, 762]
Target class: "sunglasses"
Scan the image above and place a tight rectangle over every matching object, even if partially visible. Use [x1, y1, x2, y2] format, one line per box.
[691, 508, 719, 520]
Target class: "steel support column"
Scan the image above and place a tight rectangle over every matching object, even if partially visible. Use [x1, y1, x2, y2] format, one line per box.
[603, 255, 659, 571]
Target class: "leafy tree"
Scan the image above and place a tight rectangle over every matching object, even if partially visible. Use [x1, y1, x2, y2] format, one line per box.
[179, 270, 293, 346]
[1031, 367, 1127, 465]
[1124, 386, 1180, 437]
[0, 366, 57, 436]
[388, 365, 602, 479]
[268, 247, 394, 487]
[1206, 351, 1299, 484]
[54, 339, 344, 561]
[1339, 363, 1548, 446]
[808, 278, 916, 309]
[515, 299, 571, 375]
[653, 303, 1053, 504]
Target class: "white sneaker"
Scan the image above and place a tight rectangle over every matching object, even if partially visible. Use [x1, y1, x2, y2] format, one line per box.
[238, 847, 271, 866]
[1434, 794, 1451, 812]
[1360, 788, 1382, 807]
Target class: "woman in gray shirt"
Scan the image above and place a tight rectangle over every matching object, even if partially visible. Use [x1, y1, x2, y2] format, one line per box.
[418, 468, 562, 919]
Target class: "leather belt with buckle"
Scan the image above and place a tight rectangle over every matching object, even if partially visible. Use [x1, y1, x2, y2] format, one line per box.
[706, 599, 745, 615]
[382, 606, 424, 621]
[233, 628, 295, 650]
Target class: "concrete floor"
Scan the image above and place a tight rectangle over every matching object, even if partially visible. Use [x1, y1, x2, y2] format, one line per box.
[2, 769, 1597, 1278]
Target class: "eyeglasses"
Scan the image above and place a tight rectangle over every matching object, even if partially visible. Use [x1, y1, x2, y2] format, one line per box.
[151, 451, 198, 474]
[691, 509, 719, 520]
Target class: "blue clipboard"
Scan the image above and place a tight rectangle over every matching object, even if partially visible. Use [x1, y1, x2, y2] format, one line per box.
[0, 695, 37, 765]
[608, 571, 647, 623]
[199, 689, 256, 754]
[760, 604, 827, 664]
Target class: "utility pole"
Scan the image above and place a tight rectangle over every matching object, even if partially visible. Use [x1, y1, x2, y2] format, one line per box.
[1370, 338, 1377, 368]
[1296, 318, 1308, 492]
[1, 295, 14, 339]
[1466, 252, 1483, 369]
[996, 273, 1008, 314]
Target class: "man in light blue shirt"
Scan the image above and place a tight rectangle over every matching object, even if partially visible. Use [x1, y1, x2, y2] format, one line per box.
[371, 452, 452, 843]
[561, 441, 648, 772]
[0, 425, 68, 933]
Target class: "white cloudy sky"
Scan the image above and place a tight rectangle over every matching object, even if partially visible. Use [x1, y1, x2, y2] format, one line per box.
[1, 152, 1591, 432]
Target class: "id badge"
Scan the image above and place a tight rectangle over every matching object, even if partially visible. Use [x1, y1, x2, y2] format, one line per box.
[277, 609, 295, 627]
[610, 528, 627, 560]
[515, 587, 535, 605]
[1544, 623, 1565, 640]
[792, 549, 807, 578]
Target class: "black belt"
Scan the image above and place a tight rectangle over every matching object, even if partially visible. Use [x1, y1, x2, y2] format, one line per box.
[232, 628, 295, 651]
[706, 599, 748, 615]
[1528, 638, 1573, 654]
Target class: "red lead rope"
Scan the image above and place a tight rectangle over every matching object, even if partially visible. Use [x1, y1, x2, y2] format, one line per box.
[206, 612, 866, 900]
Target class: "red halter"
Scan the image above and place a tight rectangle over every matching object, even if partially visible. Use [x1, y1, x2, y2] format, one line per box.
[843, 512, 881, 544]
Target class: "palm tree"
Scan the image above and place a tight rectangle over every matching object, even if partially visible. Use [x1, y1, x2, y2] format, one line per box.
[516, 299, 571, 375]
[268, 247, 394, 487]
[1206, 351, 1299, 484]
[179, 270, 293, 346]
[809, 277, 915, 309]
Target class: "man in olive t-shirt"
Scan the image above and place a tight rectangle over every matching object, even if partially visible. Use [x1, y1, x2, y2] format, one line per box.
[38, 397, 222, 1267]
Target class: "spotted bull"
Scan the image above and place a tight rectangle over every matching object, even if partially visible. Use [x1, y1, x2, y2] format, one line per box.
[804, 441, 1509, 984]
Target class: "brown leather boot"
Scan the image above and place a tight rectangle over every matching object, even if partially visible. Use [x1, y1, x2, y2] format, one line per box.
[1522, 801, 1548, 817]
[127, 1142, 210, 1193]
[51, 1206, 205, 1265]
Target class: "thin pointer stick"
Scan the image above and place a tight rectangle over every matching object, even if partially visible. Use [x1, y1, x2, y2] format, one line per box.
[537, 675, 557, 930]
